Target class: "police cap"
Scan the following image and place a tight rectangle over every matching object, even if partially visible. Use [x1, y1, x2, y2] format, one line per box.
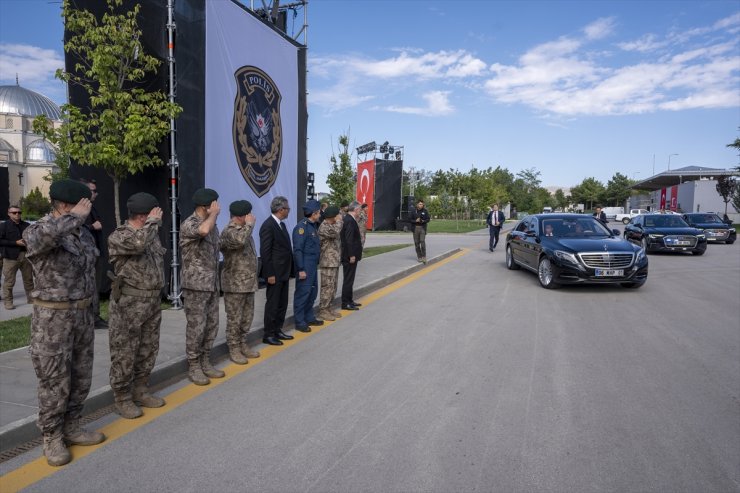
[324, 206, 340, 218]
[192, 188, 219, 206]
[302, 199, 321, 214]
[229, 200, 252, 216]
[49, 179, 92, 204]
[127, 192, 159, 215]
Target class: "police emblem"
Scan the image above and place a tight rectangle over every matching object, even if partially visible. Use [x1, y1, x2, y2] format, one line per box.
[233, 66, 283, 197]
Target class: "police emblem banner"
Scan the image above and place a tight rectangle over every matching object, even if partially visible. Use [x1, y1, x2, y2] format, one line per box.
[205, 1, 299, 247]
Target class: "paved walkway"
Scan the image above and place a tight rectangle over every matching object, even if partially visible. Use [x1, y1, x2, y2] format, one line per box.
[0, 230, 495, 451]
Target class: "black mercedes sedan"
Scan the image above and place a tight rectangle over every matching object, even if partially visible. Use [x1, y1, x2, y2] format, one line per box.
[505, 214, 648, 289]
[624, 214, 707, 255]
[681, 213, 736, 244]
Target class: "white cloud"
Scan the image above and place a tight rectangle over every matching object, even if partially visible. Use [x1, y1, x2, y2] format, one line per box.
[379, 91, 454, 116]
[584, 17, 616, 40]
[0, 43, 66, 103]
[617, 34, 666, 53]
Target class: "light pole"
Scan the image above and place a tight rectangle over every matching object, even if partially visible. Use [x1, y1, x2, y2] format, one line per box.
[668, 153, 678, 171]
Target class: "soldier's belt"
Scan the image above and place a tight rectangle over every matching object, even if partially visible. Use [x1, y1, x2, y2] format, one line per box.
[121, 286, 160, 298]
[33, 298, 92, 310]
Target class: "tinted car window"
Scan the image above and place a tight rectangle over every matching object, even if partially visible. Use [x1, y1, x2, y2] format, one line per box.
[515, 219, 529, 232]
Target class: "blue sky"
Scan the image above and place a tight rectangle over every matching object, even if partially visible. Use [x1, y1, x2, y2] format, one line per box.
[2, 0, 739, 193]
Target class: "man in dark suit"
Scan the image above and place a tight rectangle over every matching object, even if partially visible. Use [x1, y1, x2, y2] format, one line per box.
[259, 196, 295, 346]
[486, 203, 505, 252]
[593, 206, 608, 225]
[340, 201, 363, 311]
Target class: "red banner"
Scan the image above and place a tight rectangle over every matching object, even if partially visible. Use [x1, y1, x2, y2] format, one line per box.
[670, 185, 678, 211]
[659, 188, 667, 210]
[356, 159, 375, 230]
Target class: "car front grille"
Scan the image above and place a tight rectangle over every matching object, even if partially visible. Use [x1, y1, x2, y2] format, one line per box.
[663, 235, 698, 247]
[704, 229, 729, 240]
[578, 252, 634, 269]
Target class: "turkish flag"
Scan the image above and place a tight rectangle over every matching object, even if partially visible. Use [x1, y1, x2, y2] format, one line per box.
[670, 185, 678, 211]
[660, 188, 667, 210]
[356, 159, 375, 230]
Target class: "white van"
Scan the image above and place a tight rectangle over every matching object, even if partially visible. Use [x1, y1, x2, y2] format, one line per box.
[542, 207, 553, 213]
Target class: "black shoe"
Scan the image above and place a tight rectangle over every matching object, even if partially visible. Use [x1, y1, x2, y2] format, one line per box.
[351, 302, 362, 307]
[295, 325, 311, 333]
[262, 336, 283, 346]
[342, 304, 359, 311]
[95, 318, 109, 329]
[276, 331, 294, 340]
[307, 320, 324, 326]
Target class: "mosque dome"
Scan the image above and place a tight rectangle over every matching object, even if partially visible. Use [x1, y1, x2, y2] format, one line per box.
[26, 138, 57, 163]
[0, 84, 62, 120]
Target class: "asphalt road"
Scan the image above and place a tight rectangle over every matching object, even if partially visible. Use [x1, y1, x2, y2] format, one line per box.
[8, 229, 740, 492]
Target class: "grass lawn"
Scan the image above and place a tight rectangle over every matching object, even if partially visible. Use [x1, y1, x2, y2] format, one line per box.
[363, 243, 412, 257]
[427, 219, 489, 233]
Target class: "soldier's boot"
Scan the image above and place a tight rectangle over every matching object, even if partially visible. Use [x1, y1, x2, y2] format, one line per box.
[114, 394, 143, 419]
[188, 360, 210, 386]
[200, 353, 225, 379]
[43, 430, 71, 467]
[229, 345, 249, 365]
[3, 291, 14, 310]
[63, 419, 106, 446]
[318, 309, 335, 321]
[331, 309, 343, 319]
[132, 383, 165, 408]
[240, 343, 260, 359]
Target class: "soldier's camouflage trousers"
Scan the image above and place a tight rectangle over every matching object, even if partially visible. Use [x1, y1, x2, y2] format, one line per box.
[108, 294, 162, 396]
[319, 267, 339, 312]
[224, 292, 255, 348]
[30, 305, 95, 434]
[183, 288, 219, 363]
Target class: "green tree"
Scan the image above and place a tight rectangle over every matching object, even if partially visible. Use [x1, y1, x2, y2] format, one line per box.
[20, 187, 52, 219]
[605, 172, 633, 207]
[570, 177, 606, 210]
[326, 134, 355, 205]
[715, 175, 738, 216]
[554, 189, 568, 210]
[47, 0, 181, 225]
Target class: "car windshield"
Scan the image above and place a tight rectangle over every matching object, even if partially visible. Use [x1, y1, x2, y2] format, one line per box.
[644, 215, 690, 228]
[687, 213, 722, 224]
[541, 217, 611, 237]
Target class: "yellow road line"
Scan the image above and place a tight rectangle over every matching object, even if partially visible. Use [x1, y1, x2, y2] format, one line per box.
[0, 248, 469, 492]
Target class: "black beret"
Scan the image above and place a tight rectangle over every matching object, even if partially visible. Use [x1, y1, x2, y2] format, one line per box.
[192, 188, 218, 205]
[127, 192, 159, 214]
[229, 200, 252, 216]
[324, 206, 340, 218]
[340, 201, 349, 208]
[49, 179, 92, 204]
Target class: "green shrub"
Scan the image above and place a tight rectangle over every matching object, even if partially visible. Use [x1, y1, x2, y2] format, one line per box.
[20, 187, 51, 218]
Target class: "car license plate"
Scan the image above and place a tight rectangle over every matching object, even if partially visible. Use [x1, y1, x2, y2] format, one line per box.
[675, 240, 690, 245]
[595, 269, 623, 277]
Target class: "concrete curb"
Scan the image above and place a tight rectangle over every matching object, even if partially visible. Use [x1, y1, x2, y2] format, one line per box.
[0, 247, 461, 453]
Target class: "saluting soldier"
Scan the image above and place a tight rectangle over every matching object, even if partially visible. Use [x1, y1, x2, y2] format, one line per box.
[292, 199, 324, 333]
[317, 206, 343, 321]
[23, 179, 106, 467]
[107, 192, 166, 419]
[180, 188, 222, 385]
[220, 200, 261, 365]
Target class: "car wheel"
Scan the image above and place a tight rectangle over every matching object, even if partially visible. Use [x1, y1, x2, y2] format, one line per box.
[640, 237, 649, 252]
[622, 218, 630, 224]
[692, 249, 705, 256]
[538, 257, 559, 289]
[621, 281, 644, 289]
[506, 245, 520, 270]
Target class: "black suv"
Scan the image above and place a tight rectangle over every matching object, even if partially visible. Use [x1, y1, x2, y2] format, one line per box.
[682, 213, 736, 244]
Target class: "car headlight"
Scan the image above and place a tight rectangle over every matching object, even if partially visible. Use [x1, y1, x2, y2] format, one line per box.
[635, 248, 646, 262]
[648, 234, 664, 239]
[554, 250, 579, 265]
[696, 234, 705, 239]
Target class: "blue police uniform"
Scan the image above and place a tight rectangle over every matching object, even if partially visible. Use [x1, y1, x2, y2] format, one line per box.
[292, 201, 322, 329]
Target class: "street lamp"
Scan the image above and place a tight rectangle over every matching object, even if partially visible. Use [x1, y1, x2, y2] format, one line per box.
[668, 153, 678, 171]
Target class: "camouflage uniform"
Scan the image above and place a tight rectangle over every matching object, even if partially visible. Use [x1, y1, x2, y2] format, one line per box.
[358, 209, 368, 246]
[219, 221, 257, 356]
[107, 218, 165, 407]
[318, 217, 343, 317]
[180, 213, 220, 372]
[23, 213, 98, 435]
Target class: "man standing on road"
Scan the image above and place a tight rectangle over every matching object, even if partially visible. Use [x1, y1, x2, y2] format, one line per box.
[358, 203, 369, 247]
[0, 205, 34, 309]
[107, 193, 166, 419]
[486, 203, 505, 252]
[317, 206, 343, 321]
[259, 196, 295, 346]
[593, 206, 608, 225]
[340, 201, 363, 310]
[292, 199, 324, 333]
[23, 179, 105, 467]
[220, 200, 261, 365]
[409, 199, 430, 263]
[180, 188, 223, 386]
